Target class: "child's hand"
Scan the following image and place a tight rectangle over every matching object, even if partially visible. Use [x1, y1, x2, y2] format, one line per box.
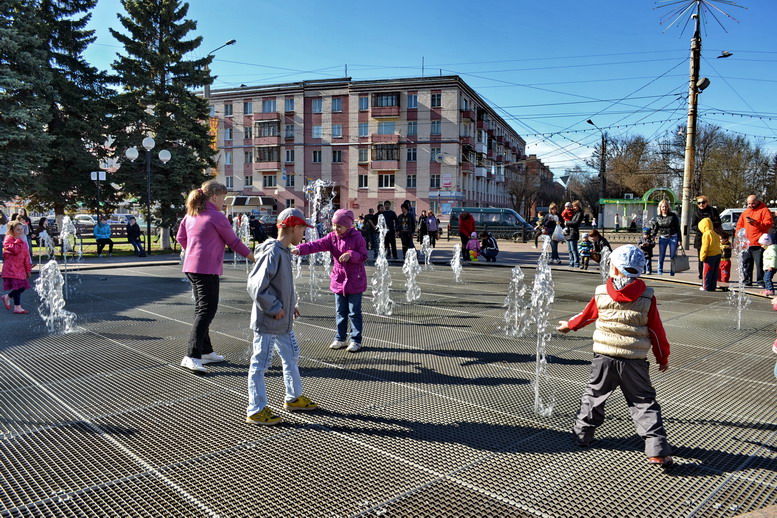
[658, 362, 669, 372]
[557, 321, 571, 334]
[290, 247, 300, 256]
[339, 251, 351, 262]
[274, 308, 285, 320]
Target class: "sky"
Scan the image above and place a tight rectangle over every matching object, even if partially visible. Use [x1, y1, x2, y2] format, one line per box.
[83, 0, 777, 178]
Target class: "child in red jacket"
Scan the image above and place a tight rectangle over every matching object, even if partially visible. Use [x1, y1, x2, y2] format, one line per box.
[2, 222, 33, 314]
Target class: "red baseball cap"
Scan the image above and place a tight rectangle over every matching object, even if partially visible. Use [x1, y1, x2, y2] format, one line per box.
[277, 208, 313, 228]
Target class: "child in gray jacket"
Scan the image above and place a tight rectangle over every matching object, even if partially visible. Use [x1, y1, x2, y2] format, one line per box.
[245, 208, 319, 425]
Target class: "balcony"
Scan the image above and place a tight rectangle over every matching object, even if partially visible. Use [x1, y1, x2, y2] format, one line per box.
[461, 162, 474, 174]
[460, 136, 474, 147]
[370, 160, 400, 170]
[487, 149, 495, 160]
[496, 135, 504, 144]
[476, 120, 486, 130]
[254, 112, 280, 121]
[371, 106, 400, 118]
[371, 133, 400, 144]
[496, 154, 505, 163]
[461, 109, 476, 121]
[254, 136, 281, 146]
[475, 142, 487, 154]
[254, 161, 282, 171]
[486, 127, 495, 137]
[474, 167, 487, 178]
[495, 173, 505, 183]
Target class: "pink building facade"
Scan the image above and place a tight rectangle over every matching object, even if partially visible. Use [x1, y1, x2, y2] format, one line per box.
[207, 76, 528, 219]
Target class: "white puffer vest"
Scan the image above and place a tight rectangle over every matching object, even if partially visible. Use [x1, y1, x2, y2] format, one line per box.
[592, 284, 653, 359]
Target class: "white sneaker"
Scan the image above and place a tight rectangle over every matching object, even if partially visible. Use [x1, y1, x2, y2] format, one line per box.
[329, 340, 347, 349]
[200, 352, 225, 364]
[346, 342, 362, 353]
[180, 356, 207, 373]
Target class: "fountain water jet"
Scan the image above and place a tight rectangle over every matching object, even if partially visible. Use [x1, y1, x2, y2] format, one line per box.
[450, 244, 463, 283]
[34, 260, 76, 333]
[371, 215, 394, 315]
[727, 228, 751, 329]
[502, 265, 531, 337]
[531, 236, 556, 416]
[420, 235, 434, 270]
[402, 249, 422, 302]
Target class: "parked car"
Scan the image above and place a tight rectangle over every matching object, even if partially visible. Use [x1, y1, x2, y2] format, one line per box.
[447, 207, 535, 242]
[719, 208, 744, 233]
[73, 214, 96, 226]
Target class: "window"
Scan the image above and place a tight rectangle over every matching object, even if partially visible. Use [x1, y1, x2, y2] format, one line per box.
[285, 198, 295, 208]
[286, 173, 295, 187]
[406, 174, 417, 188]
[377, 121, 395, 134]
[244, 151, 253, 164]
[373, 93, 399, 107]
[256, 120, 279, 137]
[245, 175, 253, 187]
[263, 174, 277, 188]
[256, 146, 279, 162]
[431, 93, 441, 108]
[359, 96, 369, 111]
[407, 121, 417, 136]
[331, 97, 342, 112]
[462, 98, 469, 110]
[378, 174, 395, 188]
[285, 124, 294, 138]
[332, 149, 342, 163]
[261, 99, 276, 113]
[244, 126, 252, 139]
[209, 105, 215, 117]
[358, 122, 369, 137]
[430, 147, 440, 161]
[311, 98, 322, 113]
[407, 94, 418, 109]
[224, 127, 233, 140]
[285, 149, 295, 163]
[332, 124, 342, 138]
[285, 98, 295, 112]
[358, 148, 369, 162]
[224, 151, 232, 165]
[225, 176, 233, 189]
[358, 174, 368, 188]
[430, 174, 441, 189]
[406, 148, 417, 162]
[431, 120, 441, 135]
[312, 125, 322, 139]
[224, 103, 233, 116]
[243, 101, 253, 114]
[312, 150, 322, 163]
[372, 144, 399, 161]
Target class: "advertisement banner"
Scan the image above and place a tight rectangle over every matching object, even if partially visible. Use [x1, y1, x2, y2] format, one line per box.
[209, 117, 219, 151]
[442, 172, 453, 188]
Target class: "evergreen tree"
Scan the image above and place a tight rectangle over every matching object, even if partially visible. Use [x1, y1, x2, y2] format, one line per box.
[26, 0, 114, 218]
[0, 0, 52, 200]
[109, 0, 214, 240]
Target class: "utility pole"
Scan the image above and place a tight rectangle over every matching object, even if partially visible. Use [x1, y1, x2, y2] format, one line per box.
[587, 119, 606, 230]
[679, 8, 702, 249]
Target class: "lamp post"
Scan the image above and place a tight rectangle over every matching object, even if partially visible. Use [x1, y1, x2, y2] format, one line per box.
[125, 137, 171, 255]
[90, 171, 106, 223]
[586, 119, 607, 230]
[204, 39, 236, 100]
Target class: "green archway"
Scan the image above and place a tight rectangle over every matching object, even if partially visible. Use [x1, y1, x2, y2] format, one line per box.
[641, 187, 677, 204]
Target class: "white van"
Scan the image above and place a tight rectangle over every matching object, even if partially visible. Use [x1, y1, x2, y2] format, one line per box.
[719, 208, 744, 233]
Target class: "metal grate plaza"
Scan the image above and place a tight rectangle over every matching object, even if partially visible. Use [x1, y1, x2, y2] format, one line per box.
[0, 261, 774, 517]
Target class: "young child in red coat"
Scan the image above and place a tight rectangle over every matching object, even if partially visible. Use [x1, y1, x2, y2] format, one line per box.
[2, 221, 33, 314]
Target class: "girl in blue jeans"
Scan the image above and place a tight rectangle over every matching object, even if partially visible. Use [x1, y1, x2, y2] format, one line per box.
[651, 200, 681, 276]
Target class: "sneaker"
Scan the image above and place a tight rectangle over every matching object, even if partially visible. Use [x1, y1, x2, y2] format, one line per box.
[246, 407, 281, 425]
[284, 395, 319, 412]
[2, 295, 10, 311]
[647, 456, 674, 466]
[329, 340, 347, 349]
[572, 432, 591, 447]
[12, 307, 29, 314]
[761, 290, 776, 296]
[200, 352, 225, 364]
[180, 356, 207, 373]
[346, 342, 362, 353]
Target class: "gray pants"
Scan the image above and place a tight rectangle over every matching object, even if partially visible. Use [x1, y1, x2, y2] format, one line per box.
[573, 354, 671, 457]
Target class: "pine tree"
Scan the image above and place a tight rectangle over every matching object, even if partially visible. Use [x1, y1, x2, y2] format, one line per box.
[0, 0, 52, 200]
[109, 0, 214, 241]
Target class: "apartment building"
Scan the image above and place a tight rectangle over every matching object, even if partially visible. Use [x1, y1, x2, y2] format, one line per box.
[206, 75, 528, 218]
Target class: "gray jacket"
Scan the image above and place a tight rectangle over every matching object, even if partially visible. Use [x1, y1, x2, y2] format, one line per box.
[247, 239, 296, 334]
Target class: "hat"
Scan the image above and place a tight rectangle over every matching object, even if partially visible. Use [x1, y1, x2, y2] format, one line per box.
[581, 232, 589, 239]
[277, 208, 313, 228]
[759, 234, 773, 246]
[471, 231, 478, 238]
[610, 245, 646, 278]
[642, 227, 651, 233]
[564, 202, 572, 207]
[332, 209, 354, 228]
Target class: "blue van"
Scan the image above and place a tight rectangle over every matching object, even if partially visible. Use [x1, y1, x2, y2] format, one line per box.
[448, 207, 535, 242]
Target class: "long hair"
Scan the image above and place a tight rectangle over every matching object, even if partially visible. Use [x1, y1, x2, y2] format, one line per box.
[6, 221, 22, 237]
[185, 181, 228, 217]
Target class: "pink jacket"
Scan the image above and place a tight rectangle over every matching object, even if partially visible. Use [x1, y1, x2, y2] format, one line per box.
[296, 228, 368, 295]
[2, 235, 32, 280]
[176, 202, 251, 276]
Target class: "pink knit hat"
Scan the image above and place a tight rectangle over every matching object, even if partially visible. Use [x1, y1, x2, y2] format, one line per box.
[332, 209, 354, 228]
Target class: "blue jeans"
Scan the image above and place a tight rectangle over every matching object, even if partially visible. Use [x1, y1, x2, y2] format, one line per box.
[764, 269, 775, 292]
[657, 235, 678, 274]
[481, 248, 498, 262]
[567, 239, 580, 267]
[550, 239, 560, 261]
[335, 293, 363, 344]
[130, 239, 145, 255]
[247, 330, 303, 416]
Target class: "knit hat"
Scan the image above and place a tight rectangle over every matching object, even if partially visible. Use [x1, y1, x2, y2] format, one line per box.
[332, 209, 354, 228]
[471, 231, 478, 238]
[759, 234, 773, 246]
[564, 202, 572, 207]
[581, 232, 589, 239]
[610, 245, 645, 278]
[277, 208, 313, 228]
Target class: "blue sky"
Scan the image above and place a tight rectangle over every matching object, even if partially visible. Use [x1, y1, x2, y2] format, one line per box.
[84, 0, 777, 176]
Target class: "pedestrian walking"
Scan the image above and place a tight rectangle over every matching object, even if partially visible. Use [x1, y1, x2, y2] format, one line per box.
[2, 222, 32, 314]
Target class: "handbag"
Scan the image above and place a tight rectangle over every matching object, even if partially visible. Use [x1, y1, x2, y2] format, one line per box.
[671, 247, 690, 273]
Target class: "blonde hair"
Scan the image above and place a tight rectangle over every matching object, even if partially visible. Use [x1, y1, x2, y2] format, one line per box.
[549, 202, 557, 211]
[186, 180, 228, 216]
[6, 221, 22, 237]
[572, 200, 583, 210]
[658, 199, 671, 212]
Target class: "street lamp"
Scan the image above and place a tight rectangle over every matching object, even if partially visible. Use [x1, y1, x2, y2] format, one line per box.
[204, 39, 236, 100]
[587, 119, 607, 230]
[90, 171, 106, 222]
[125, 137, 171, 255]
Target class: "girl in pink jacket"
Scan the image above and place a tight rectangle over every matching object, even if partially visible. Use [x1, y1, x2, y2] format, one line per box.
[2, 221, 33, 314]
[293, 209, 368, 352]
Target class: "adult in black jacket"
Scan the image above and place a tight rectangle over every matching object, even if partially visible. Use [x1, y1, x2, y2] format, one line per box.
[564, 200, 584, 268]
[691, 195, 723, 280]
[650, 200, 680, 275]
[126, 216, 145, 257]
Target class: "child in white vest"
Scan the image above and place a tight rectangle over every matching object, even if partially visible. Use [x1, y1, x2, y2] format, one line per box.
[557, 245, 674, 466]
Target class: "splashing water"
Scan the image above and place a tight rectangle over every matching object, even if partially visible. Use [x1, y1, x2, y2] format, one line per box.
[450, 244, 463, 283]
[727, 227, 751, 329]
[599, 247, 612, 284]
[58, 216, 81, 299]
[402, 248, 422, 303]
[420, 235, 434, 270]
[34, 260, 76, 333]
[531, 236, 556, 417]
[305, 179, 336, 301]
[502, 265, 531, 337]
[37, 231, 57, 265]
[240, 215, 252, 275]
[371, 215, 394, 315]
